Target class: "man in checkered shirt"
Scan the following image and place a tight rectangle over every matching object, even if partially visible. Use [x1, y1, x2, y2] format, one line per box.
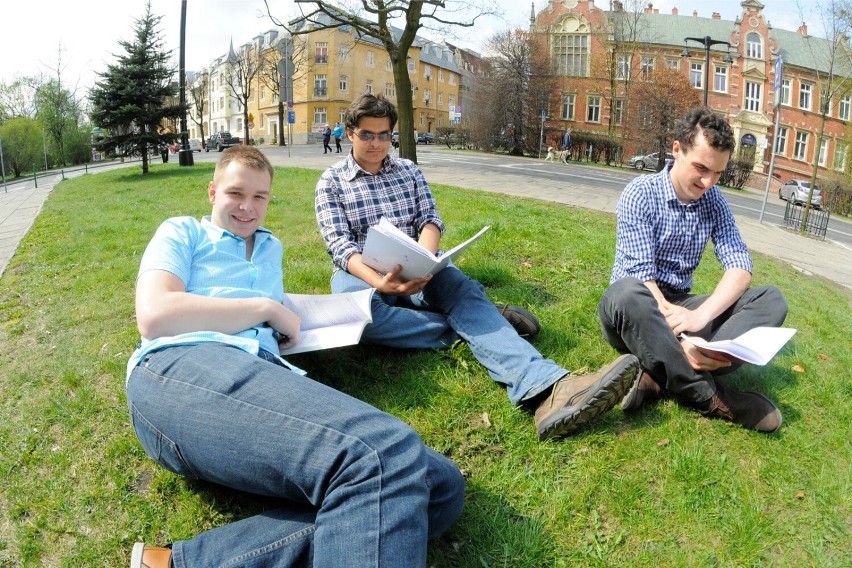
[316, 94, 640, 440]
[598, 107, 788, 433]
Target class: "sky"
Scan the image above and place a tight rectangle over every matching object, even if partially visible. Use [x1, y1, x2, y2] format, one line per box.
[1, 0, 824, 95]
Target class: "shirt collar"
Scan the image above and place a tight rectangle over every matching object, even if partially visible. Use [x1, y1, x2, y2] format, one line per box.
[341, 152, 397, 181]
[200, 216, 272, 241]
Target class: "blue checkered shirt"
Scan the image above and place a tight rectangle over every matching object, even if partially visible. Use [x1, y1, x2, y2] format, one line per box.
[315, 153, 445, 271]
[611, 166, 752, 292]
[126, 216, 284, 380]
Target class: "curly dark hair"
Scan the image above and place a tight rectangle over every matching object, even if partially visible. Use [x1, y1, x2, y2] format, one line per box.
[674, 106, 735, 154]
[344, 94, 398, 132]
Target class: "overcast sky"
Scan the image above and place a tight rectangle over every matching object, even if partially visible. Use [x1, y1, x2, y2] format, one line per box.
[1, 0, 820, 94]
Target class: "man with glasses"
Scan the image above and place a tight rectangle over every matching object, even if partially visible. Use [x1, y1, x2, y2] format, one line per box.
[315, 94, 639, 440]
[597, 106, 788, 433]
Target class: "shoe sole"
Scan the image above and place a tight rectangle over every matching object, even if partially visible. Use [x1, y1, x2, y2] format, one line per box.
[620, 372, 644, 411]
[538, 355, 640, 440]
[130, 543, 144, 568]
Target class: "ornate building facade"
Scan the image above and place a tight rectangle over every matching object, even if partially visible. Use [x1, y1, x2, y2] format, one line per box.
[531, 0, 852, 186]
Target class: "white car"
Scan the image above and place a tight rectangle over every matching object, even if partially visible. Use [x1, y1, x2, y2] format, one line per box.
[188, 138, 202, 152]
[779, 179, 822, 209]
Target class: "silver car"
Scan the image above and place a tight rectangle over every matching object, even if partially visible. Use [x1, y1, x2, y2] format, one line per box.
[628, 151, 674, 171]
[779, 179, 822, 209]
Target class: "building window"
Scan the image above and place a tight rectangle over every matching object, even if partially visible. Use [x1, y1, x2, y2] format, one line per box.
[800, 82, 813, 111]
[840, 95, 851, 120]
[339, 45, 350, 61]
[314, 74, 327, 97]
[745, 82, 762, 112]
[561, 94, 575, 120]
[613, 99, 624, 125]
[385, 82, 396, 98]
[237, 118, 242, 132]
[260, 86, 266, 101]
[586, 96, 601, 123]
[774, 126, 788, 155]
[367, 50, 375, 66]
[666, 57, 680, 70]
[408, 58, 415, 72]
[438, 69, 444, 82]
[834, 141, 847, 171]
[449, 74, 456, 85]
[339, 75, 348, 92]
[314, 42, 328, 64]
[553, 33, 589, 77]
[690, 62, 704, 89]
[423, 89, 431, 104]
[419, 112, 424, 127]
[714, 65, 728, 92]
[818, 138, 829, 166]
[746, 33, 763, 59]
[437, 92, 443, 106]
[794, 131, 808, 160]
[385, 58, 392, 71]
[616, 54, 631, 80]
[365, 80, 373, 94]
[314, 106, 327, 126]
[780, 78, 791, 106]
[448, 94, 455, 108]
[424, 65, 432, 80]
[641, 56, 655, 78]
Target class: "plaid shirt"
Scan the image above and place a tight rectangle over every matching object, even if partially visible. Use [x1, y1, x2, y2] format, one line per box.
[315, 153, 445, 271]
[611, 165, 753, 292]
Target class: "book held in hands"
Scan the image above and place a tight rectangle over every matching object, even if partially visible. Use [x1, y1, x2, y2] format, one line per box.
[680, 327, 797, 366]
[361, 217, 491, 280]
[279, 288, 375, 355]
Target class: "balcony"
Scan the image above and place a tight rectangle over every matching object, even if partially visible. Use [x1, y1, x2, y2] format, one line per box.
[314, 55, 328, 64]
[313, 88, 328, 97]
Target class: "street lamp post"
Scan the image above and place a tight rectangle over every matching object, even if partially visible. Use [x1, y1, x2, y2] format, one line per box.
[682, 36, 734, 106]
[178, 0, 194, 166]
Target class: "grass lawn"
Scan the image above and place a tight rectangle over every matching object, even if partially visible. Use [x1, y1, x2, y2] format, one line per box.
[0, 163, 849, 567]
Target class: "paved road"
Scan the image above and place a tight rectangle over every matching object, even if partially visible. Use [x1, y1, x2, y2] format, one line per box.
[2, 145, 851, 292]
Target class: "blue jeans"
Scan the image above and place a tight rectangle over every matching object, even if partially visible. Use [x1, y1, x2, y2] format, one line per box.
[331, 265, 568, 405]
[126, 343, 464, 568]
[598, 278, 788, 403]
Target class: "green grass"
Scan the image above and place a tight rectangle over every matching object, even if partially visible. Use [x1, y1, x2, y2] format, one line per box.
[0, 164, 850, 567]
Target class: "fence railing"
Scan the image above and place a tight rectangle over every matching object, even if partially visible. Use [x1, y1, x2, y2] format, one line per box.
[783, 199, 830, 239]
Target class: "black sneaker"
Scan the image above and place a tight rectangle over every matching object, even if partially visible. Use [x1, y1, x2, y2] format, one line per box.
[494, 303, 541, 338]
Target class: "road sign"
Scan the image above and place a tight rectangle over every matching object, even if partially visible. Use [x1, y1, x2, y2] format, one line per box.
[287, 110, 295, 124]
[287, 101, 294, 109]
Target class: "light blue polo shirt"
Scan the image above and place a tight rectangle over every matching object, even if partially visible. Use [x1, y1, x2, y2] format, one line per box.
[126, 216, 284, 381]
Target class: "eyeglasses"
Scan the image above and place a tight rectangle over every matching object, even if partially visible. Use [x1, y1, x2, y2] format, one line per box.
[353, 129, 392, 142]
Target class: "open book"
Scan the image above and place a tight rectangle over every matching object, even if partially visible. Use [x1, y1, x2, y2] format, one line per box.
[279, 288, 374, 355]
[680, 327, 797, 366]
[361, 217, 491, 280]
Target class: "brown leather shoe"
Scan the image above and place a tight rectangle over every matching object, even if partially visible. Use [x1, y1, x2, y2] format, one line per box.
[621, 372, 666, 411]
[699, 378, 782, 433]
[535, 354, 640, 439]
[130, 543, 172, 568]
[495, 303, 540, 338]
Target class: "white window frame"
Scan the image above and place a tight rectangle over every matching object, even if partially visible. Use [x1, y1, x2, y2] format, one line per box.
[840, 95, 851, 120]
[834, 141, 847, 171]
[365, 80, 373, 94]
[714, 65, 728, 93]
[794, 131, 808, 160]
[339, 75, 348, 92]
[746, 33, 763, 59]
[774, 126, 788, 155]
[800, 83, 813, 111]
[586, 96, 601, 123]
[690, 62, 704, 89]
[562, 94, 575, 120]
[818, 138, 829, 166]
[367, 50, 375, 66]
[780, 78, 792, 106]
[313, 106, 327, 126]
[745, 82, 762, 112]
[616, 54, 631, 80]
[613, 99, 624, 125]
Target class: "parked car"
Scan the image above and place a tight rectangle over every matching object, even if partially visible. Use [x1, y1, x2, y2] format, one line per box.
[416, 132, 435, 144]
[628, 151, 674, 170]
[188, 138, 202, 152]
[779, 179, 822, 209]
[206, 131, 240, 152]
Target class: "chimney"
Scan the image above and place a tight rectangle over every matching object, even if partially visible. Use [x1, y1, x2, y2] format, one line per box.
[693, 10, 698, 17]
[712, 12, 721, 20]
[672, 7, 678, 15]
[798, 23, 808, 36]
[645, 3, 653, 14]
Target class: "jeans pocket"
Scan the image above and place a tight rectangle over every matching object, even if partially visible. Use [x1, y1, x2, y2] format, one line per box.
[130, 402, 199, 479]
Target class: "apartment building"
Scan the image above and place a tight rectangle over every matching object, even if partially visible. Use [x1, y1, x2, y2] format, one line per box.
[531, 0, 852, 186]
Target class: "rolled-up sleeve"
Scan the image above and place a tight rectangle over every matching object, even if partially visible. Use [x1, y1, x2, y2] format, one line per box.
[315, 170, 361, 271]
[711, 197, 753, 273]
[613, 183, 658, 283]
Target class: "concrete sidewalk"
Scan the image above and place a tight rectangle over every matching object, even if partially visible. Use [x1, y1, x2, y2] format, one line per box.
[1, 151, 851, 294]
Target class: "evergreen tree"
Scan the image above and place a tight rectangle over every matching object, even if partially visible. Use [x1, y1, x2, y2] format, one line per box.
[89, 1, 182, 174]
